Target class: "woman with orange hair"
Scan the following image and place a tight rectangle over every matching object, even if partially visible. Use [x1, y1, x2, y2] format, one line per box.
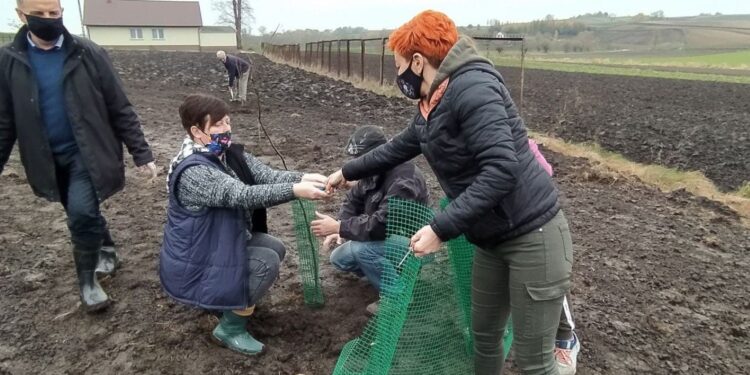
[327, 10, 576, 375]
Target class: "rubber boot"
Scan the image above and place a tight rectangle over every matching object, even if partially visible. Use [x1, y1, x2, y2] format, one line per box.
[95, 244, 120, 276]
[96, 229, 120, 276]
[211, 310, 265, 356]
[73, 245, 111, 312]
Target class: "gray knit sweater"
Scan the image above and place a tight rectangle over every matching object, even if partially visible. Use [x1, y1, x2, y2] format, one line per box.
[176, 152, 302, 216]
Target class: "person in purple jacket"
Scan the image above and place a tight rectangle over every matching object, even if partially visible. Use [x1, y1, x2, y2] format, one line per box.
[216, 50, 251, 102]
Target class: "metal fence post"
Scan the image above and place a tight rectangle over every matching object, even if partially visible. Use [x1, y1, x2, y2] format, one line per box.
[337, 40, 342, 76]
[379, 38, 386, 86]
[360, 40, 365, 81]
[328, 41, 333, 72]
[346, 40, 351, 77]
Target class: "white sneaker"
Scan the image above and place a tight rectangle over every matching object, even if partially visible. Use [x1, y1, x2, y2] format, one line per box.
[555, 332, 580, 375]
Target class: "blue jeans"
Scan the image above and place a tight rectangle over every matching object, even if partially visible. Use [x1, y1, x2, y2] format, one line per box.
[330, 240, 385, 291]
[246, 232, 286, 306]
[54, 152, 106, 249]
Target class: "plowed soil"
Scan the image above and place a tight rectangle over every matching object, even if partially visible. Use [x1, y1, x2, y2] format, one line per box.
[0, 51, 748, 375]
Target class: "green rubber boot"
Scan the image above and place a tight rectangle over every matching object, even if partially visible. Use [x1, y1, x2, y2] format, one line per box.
[211, 311, 265, 356]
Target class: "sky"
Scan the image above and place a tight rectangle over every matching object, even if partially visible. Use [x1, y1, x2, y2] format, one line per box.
[3, 0, 749, 35]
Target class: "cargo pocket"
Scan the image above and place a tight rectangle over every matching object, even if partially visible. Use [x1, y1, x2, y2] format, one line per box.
[521, 278, 571, 338]
[559, 224, 573, 264]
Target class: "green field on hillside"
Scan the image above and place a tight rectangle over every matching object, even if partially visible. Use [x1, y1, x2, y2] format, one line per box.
[491, 55, 750, 84]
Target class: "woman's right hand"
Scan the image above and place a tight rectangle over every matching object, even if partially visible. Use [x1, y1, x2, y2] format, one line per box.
[293, 181, 329, 200]
[326, 169, 347, 193]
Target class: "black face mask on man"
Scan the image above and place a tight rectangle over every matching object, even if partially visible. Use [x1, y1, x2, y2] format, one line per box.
[396, 58, 423, 100]
[25, 14, 65, 42]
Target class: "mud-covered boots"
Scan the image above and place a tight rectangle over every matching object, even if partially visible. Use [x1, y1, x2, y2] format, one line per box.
[73, 245, 111, 312]
[95, 244, 120, 276]
[211, 309, 265, 356]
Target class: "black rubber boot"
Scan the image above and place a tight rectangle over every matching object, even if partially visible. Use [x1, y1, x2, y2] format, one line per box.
[95, 244, 120, 276]
[73, 245, 111, 312]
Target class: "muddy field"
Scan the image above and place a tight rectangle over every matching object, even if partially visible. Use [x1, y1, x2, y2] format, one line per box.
[320, 52, 750, 192]
[0, 51, 749, 375]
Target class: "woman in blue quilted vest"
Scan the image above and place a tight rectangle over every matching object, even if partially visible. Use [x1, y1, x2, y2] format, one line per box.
[159, 93, 329, 356]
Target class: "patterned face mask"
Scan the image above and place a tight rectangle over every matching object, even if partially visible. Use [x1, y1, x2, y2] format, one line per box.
[204, 131, 232, 155]
[396, 58, 423, 100]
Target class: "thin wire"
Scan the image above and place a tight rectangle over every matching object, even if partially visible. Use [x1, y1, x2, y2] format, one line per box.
[250, 68, 320, 286]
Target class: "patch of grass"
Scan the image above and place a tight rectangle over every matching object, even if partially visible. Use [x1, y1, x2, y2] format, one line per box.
[736, 182, 750, 199]
[530, 132, 750, 223]
[491, 56, 750, 84]
[514, 50, 750, 70]
[639, 50, 750, 68]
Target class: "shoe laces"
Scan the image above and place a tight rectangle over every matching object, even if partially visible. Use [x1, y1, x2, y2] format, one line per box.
[554, 347, 573, 366]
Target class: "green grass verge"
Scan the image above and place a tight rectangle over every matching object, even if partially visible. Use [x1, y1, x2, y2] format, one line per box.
[492, 56, 750, 84]
[737, 182, 750, 199]
[637, 50, 750, 68]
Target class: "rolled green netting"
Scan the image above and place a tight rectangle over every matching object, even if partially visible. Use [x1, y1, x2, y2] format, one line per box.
[332, 198, 475, 375]
[333, 198, 515, 375]
[291, 199, 325, 307]
[439, 198, 513, 361]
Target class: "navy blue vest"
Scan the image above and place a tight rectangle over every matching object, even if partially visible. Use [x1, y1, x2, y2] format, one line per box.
[159, 153, 249, 310]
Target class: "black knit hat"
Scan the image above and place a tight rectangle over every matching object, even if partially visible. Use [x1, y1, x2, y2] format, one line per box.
[345, 126, 387, 157]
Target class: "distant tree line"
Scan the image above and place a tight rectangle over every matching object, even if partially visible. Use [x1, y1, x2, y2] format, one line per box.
[498, 17, 589, 37]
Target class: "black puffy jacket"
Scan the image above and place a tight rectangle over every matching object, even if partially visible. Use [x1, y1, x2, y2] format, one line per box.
[343, 37, 559, 248]
[0, 27, 153, 202]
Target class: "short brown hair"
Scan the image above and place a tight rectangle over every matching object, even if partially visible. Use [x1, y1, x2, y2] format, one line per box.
[179, 94, 230, 135]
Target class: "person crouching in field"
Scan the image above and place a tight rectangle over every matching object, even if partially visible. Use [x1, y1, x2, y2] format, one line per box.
[159, 94, 329, 356]
[310, 126, 430, 315]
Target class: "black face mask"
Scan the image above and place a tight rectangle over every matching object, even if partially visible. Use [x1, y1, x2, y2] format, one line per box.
[25, 14, 65, 42]
[396, 58, 423, 100]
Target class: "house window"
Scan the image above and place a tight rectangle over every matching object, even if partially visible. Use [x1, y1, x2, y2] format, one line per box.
[129, 28, 143, 40]
[152, 28, 165, 40]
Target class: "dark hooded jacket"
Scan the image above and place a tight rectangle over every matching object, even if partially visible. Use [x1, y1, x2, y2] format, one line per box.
[342, 36, 559, 247]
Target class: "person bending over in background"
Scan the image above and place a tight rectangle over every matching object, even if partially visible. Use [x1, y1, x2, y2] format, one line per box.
[216, 50, 252, 103]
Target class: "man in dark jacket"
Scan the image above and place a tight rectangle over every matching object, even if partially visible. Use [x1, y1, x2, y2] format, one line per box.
[0, 0, 157, 312]
[311, 126, 429, 301]
[216, 50, 251, 102]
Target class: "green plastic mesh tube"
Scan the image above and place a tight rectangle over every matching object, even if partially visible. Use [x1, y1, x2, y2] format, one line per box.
[440, 198, 514, 361]
[291, 199, 325, 307]
[334, 197, 519, 375]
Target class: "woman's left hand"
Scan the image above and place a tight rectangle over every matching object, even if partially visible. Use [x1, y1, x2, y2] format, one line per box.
[302, 173, 328, 185]
[410, 225, 443, 257]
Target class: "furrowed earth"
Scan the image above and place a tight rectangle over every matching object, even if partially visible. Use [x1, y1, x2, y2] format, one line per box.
[0, 51, 748, 375]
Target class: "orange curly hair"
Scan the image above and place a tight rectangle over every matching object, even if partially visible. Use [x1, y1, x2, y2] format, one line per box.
[388, 10, 459, 67]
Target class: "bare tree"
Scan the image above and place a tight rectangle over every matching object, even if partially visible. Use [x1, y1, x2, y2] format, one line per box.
[212, 0, 255, 49]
